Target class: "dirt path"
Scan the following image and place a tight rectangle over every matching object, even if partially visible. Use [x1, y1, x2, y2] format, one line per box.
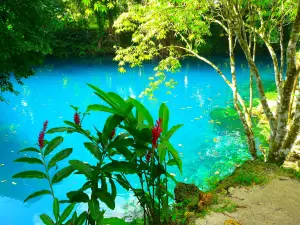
[195, 177, 300, 225]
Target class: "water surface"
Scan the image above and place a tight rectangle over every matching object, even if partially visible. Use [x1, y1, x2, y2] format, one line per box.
[0, 56, 274, 224]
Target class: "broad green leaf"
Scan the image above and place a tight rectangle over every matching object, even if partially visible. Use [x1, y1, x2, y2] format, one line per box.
[108, 139, 134, 160]
[96, 190, 115, 210]
[101, 161, 139, 174]
[52, 166, 75, 184]
[166, 172, 178, 183]
[64, 121, 81, 129]
[13, 170, 47, 179]
[109, 178, 117, 201]
[167, 159, 177, 166]
[40, 214, 55, 225]
[102, 114, 125, 145]
[67, 191, 89, 203]
[129, 98, 154, 127]
[112, 146, 133, 160]
[135, 148, 148, 157]
[83, 142, 101, 160]
[100, 176, 108, 192]
[48, 148, 73, 170]
[14, 157, 43, 165]
[87, 104, 124, 116]
[107, 92, 126, 107]
[72, 211, 78, 224]
[88, 198, 100, 221]
[78, 181, 91, 192]
[69, 160, 93, 179]
[108, 138, 134, 149]
[158, 143, 167, 164]
[47, 127, 75, 134]
[164, 141, 182, 173]
[60, 203, 76, 223]
[115, 174, 130, 191]
[101, 217, 128, 225]
[75, 211, 88, 225]
[24, 190, 51, 202]
[114, 133, 130, 141]
[44, 136, 64, 157]
[19, 147, 40, 153]
[164, 124, 183, 140]
[53, 198, 59, 221]
[159, 103, 169, 135]
[87, 84, 118, 108]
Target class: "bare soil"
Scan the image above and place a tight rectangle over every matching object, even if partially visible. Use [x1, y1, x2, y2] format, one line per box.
[194, 177, 300, 225]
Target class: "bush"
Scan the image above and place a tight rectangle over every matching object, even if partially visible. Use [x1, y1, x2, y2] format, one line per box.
[13, 84, 184, 225]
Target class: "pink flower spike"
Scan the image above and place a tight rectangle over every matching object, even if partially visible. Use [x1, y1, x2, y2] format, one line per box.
[38, 120, 48, 149]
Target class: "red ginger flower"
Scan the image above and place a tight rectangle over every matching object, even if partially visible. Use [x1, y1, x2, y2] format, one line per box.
[110, 129, 116, 140]
[74, 112, 80, 125]
[146, 118, 162, 162]
[152, 118, 162, 149]
[38, 120, 48, 149]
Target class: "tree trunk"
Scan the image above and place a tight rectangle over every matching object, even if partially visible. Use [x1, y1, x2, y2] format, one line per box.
[228, 27, 256, 158]
[270, 0, 300, 161]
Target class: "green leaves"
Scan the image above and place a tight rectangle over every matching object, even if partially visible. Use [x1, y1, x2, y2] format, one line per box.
[13, 170, 47, 179]
[67, 191, 89, 203]
[24, 190, 51, 202]
[44, 136, 64, 156]
[69, 160, 93, 179]
[101, 217, 128, 225]
[19, 147, 40, 153]
[87, 104, 124, 116]
[88, 198, 101, 221]
[87, 83, 119, 109]
[102, 114, 125, 145]
[101, 161, 139, 174]
[165, 124, 183, 140]
[52, 166, 75, 184]
[159, 103, 169, 135]
[129, 98, 154, 127]
[84, 142, 101, 160]
[158, 143, 167, 164]
[47, 127, 75, 134]
[40, 214, 55, 225]
[48, 148, 73, 170]
[53, 198, 59, 221]
[75, 211, 88, 225]
[164, 141, 182, 174]
[14, 157, 43, 165]
[60, 203, 76, 223]
[96, 190, 115, 210]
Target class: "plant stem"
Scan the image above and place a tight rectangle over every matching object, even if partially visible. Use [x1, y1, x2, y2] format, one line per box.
[40, 148, 58, 225]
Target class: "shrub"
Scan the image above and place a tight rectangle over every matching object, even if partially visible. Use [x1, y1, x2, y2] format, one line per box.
[13, 84, 183, 225]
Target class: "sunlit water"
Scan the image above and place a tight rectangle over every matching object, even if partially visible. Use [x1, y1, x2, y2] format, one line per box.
[0, 56, 274, 224]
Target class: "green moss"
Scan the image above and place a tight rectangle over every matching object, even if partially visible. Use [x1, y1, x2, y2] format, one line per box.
[265, 91, 278, 100]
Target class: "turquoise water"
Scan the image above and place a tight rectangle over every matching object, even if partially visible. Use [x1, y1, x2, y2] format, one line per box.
[0, 56, 274, 224]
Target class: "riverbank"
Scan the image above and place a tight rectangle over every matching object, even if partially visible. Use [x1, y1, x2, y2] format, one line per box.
[189, 160, 300, 225]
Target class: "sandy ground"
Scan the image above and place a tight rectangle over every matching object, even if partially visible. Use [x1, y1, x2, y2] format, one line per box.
[195, 177, 300, 225]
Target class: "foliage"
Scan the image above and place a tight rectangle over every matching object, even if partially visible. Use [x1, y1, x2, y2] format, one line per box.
[114, 0, 211, 98]
[0, 0, 62, 101]
[13, 84, 184, 225]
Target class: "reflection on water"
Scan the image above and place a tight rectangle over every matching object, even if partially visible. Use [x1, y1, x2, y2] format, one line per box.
[0, 56, 274, 224]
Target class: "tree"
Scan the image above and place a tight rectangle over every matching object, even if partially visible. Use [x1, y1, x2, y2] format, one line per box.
[114, 0, 300, 164]
[0, 0, 61, 101]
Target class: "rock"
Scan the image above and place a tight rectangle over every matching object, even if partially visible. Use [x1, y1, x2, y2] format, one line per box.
[174, 182, 203, 203]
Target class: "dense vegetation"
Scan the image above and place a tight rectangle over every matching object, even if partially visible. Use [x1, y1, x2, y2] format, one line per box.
[2, 0, 300, 224]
